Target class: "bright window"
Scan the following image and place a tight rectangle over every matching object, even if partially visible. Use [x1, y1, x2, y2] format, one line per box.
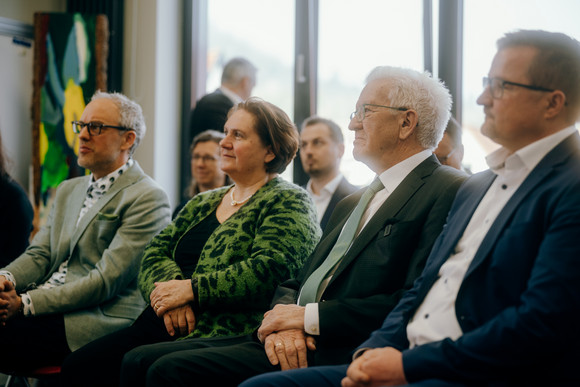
[318, 0, 424, 185]
[462, 0, 580, 173]
[206, 0, 295, 115]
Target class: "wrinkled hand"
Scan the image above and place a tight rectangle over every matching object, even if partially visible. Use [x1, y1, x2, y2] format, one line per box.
[342, 347, 407, 387]
[0, 280, 22, 325]
[258, 304, 305, 340]
[150, 280, 194, 316]
[264, 329, 317, 370]
[0, 276, 9, 292]
[162, 304, 196, 337]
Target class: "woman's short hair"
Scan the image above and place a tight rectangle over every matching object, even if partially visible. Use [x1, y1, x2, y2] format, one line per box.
[228, 98, 299, 174]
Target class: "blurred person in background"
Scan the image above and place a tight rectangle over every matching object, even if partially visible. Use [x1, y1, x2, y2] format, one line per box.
[0, 129, 34, 267]
[434, 116, 466, 172]
[299, 116, 357, 231]
[173, 130, 232, 218]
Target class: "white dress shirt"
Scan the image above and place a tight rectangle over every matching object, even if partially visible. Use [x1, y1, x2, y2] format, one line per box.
[306, 173, 344, 223]
[304, 150, 433, 335]
[406, 126, 577, 348]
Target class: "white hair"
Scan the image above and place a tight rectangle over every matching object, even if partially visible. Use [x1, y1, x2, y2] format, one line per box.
[366, 66, 452, 150]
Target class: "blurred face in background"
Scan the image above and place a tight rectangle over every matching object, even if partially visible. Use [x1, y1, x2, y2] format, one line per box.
[434, 132, 464, 170]
[191, 140, 226, 191]
[300, 123, 344, 179]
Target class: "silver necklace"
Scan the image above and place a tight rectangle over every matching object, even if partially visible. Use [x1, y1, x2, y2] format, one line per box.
[230, 186, 253, 206]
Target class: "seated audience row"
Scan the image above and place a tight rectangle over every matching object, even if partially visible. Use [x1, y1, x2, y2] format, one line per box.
[61, 97, 321, 385]
[1, 27, 577, 387]
[63, 53, 468, 385]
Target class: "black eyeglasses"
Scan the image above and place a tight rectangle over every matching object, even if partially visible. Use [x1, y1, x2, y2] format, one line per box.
[350, 103, 408, 122]
[482, 77, 554, 99]
[72, 121, 133, 136]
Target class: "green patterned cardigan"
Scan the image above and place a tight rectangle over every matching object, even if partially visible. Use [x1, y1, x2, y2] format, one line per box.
[138, 177, 321, 339]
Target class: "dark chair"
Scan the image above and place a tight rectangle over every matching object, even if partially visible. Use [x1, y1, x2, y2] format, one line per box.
[4, 366, 61, 387]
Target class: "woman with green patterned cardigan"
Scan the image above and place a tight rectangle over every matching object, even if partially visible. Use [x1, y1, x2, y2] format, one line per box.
[61, 98, 321, 387]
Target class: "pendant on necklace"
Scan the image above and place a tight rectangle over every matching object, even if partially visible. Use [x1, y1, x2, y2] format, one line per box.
[230, 186, 253, 206]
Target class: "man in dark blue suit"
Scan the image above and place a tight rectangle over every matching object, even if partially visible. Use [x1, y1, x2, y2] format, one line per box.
[300, 116, 357, 231]
[239, 29, 580, 387]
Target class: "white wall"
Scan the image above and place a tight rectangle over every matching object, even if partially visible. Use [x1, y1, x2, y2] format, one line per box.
[124, 0, 182, 208]
[0, 0, 66, 192]
[0, 0, 66, 24]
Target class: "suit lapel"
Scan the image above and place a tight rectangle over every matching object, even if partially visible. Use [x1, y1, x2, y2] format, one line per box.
[433, 171, 496, 266]
[330, 156, 437, 280]
[60, 176, 91, 255]
[320, 177, 352, 228]
[300, 192, 360, 279]
[68, 163, 142, 253]
[464, 133, 579, 278]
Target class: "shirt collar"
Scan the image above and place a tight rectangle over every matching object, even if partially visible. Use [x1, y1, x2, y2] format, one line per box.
[377, 149, 432, 194]
[87, 158, 133, 195]
[486, 126, 577, 174]
[307, 173, 344, 196]
[220, 86, 243, 104]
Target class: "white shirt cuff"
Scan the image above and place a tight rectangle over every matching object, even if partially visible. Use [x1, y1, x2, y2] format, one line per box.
[0, 271, 16, 287]
[303, 302, 320, 335]
[21, 293, 34, 316]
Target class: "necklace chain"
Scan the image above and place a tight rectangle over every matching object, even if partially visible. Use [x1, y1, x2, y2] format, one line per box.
[230, 186, 254, 206]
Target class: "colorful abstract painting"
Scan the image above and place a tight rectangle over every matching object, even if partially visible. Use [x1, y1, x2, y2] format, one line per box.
[32, 12, 108, 226]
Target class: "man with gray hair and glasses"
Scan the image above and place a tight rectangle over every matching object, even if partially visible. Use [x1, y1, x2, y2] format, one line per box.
[0, 91, 170, 374]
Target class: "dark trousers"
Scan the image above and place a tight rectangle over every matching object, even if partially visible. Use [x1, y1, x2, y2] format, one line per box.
[60, 306, 173, 387]
[0, 313, 70, 373]
[239, 364, 348, 387]
[119, 333, 282, 387]
[238, 366, 472, 387]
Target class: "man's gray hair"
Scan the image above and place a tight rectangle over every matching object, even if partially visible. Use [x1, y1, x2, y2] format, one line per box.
[91, 91, 146, 155]
[366, 66, 452, 150]
[221, 57, 257, 87]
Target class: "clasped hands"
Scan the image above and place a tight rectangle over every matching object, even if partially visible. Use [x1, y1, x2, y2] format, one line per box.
[0, 277, 22, 325]
[257, 304, 316, 370]
[149, 279, 196, 337]
[342, 347, 407, 387]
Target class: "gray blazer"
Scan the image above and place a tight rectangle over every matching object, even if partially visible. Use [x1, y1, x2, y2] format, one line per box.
[5, 161, 171, 351]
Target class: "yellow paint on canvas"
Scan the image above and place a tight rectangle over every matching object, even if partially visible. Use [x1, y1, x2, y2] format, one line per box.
[63, 78, 85, 155]
[39, 122, 48, 165]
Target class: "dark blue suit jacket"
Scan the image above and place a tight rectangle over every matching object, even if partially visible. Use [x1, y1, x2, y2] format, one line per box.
[359, 132, 580, 385]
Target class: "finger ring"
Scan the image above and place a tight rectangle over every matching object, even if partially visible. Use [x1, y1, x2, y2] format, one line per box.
[155, 303, 159, 310]
[275, 342, 283, 347]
